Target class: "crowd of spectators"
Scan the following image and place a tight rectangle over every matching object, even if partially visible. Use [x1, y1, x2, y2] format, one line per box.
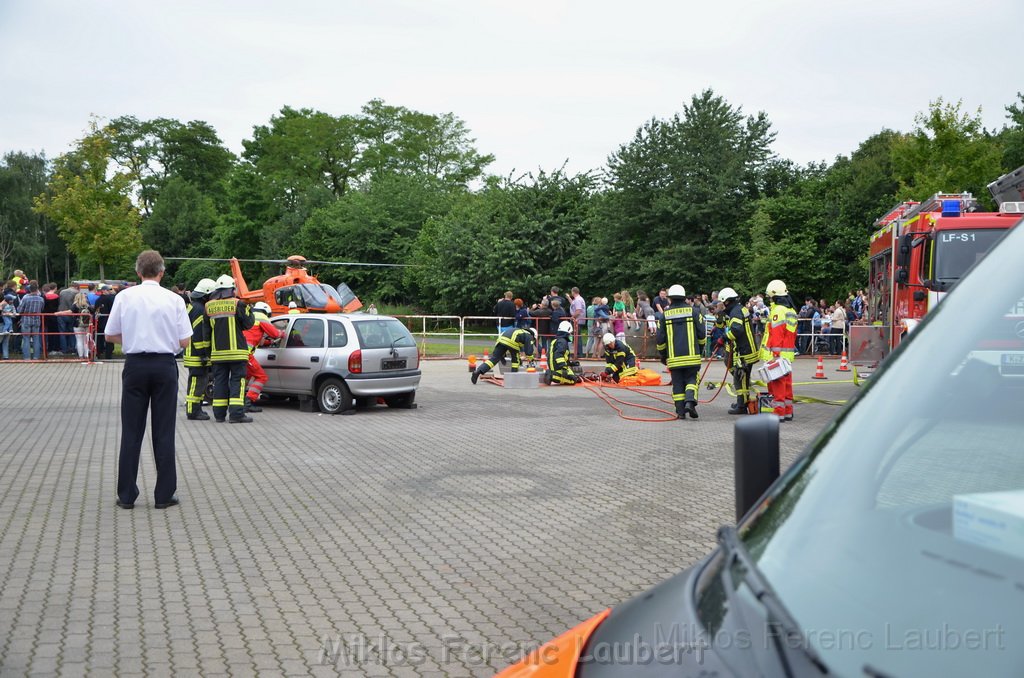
[1, 270, 125, 360]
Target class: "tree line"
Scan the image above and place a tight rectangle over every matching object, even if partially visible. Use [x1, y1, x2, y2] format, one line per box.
[3, 91, 1022, 314]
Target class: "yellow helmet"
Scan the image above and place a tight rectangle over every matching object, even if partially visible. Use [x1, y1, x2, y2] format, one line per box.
[766, 280, 788, 297]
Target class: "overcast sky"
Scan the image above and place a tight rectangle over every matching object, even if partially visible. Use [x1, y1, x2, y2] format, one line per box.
[2, 0, 1021, 178]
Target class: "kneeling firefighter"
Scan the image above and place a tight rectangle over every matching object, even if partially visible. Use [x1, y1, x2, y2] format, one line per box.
[602, 333, 637, 383]
[243, 301, 282, 411]
[761, 279, 798, 422]
[656, 284, 705, 419]
[546, 320, 581, 385]
[717, 287, 760, 415]
[471, 326, 538, 384]
[183, 278, 216, 420]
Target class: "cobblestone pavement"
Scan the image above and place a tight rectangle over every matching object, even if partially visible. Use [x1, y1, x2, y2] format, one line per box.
[0, 357, 859, 677]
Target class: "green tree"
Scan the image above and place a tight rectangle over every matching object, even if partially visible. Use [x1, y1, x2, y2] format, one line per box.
[409, 169, 596, 313]
[33, 122, 143, 280]
[997, 92, 1024, 172]
[589, 89, 777, 294]
[891, 99, 1002, 209]
[0, 152, 62, 282]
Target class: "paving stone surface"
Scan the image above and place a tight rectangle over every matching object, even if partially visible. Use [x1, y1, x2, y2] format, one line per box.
[0, 357, 858, 676]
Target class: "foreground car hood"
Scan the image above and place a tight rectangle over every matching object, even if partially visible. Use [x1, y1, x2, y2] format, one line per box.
[495, 609, 610, 677]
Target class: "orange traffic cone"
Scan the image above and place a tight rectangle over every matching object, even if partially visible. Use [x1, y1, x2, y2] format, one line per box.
[538, 349, 548, 371]
[837, 350, 850, 372]
[813, 355, 828, 380]
[468, 354, 477, 372]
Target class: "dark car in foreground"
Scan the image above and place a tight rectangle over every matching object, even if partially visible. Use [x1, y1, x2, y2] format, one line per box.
[255, 313, 420, 414]
[498, 221, 1024, 677]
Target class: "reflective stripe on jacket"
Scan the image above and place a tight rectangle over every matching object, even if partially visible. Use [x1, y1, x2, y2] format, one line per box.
[206, 297, 254, 362]
[656, 305, 706, 368]
[761, 303, 798, 362]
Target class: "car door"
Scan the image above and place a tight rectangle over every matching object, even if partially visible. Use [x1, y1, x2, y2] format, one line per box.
[254, 318, 290, 391]
[273, 316, 327, 394]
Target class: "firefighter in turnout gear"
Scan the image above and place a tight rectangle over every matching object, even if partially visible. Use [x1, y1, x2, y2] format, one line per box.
[602, 333, 637, 383]
[656, 285, 706, 419]
[183, 278, 216, 420]
[717, 287, 760, 415]
[206, 274, 255, 423]
[546, 320, 581, 385]
[760, 279, 798, 421]
[471, 327, 537, 384]
[243, 301, 282, 411]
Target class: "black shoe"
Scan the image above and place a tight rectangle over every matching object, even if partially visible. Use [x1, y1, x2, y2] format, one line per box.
[471, 369, 480, 385]
[116, 500, 134, 509]
[154, 496, 179, 509]
[215, 418, 226, 423]
[229, 415, 253, 424]
[727, 403, 747, 415]
[244, 402, 262, 413]
[783, 414, 794, 422]
[186, 411, 211, 421]
[685, 402, 699, 419]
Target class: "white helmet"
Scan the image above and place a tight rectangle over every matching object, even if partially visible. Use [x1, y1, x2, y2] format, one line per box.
[557, 320, 573, 334]
[667, 284, 686, 299]
[718, 286, 739, 302]
[253, 302, 271, 315]
[602, 332, 616, 346]
[215, 274, 235, 290]
[528, 327, 538, 341]
[193, 278, 217, 295]
[766, 279, 788, 297]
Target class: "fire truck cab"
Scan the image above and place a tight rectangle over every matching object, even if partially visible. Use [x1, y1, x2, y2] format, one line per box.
[868, 185, 1023, 351]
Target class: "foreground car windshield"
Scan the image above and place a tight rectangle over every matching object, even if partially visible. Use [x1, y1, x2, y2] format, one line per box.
[702, 223, 1024, 676]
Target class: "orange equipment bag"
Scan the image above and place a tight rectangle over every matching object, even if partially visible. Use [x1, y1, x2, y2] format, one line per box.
[619, 368, 662, 386]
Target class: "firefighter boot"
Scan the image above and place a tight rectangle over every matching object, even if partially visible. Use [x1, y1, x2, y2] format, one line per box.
[685, 401, 699, 419]
[244, 399, 262, 413]
[728, 398, 747, 415]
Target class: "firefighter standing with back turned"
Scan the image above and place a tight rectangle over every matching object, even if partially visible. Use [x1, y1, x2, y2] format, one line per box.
[183, 278, 216, 420]
[601, 332, 637, 383]
[243, 301, 282, 412]
[206, 274, 255, 423]
[761, 279, 798, 422]
[656, 284, 706, 419]
[717, 286, 760, 415]
[471, 326, 538, 384]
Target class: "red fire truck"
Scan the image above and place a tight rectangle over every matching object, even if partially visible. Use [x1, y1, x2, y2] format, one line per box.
[868, 176, 1024, 351]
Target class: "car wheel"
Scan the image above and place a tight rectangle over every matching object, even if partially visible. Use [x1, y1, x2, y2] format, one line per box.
[384, 391, 416, 409]
[317, 378, 353, 414]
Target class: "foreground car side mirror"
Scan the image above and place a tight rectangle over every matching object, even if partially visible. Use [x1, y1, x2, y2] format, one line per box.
[734, 414, 780, 522]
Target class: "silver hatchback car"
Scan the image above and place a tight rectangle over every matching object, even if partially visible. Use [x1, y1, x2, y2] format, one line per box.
[254, 313, 421, 414]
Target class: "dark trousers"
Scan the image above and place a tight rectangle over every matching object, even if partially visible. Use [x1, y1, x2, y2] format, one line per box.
[733, 362, 754, 409]
[185, 365, 210, 415]
[211, 361, 247, 420]
[669, 365, 701, 414]
[118, 354, 178, 505]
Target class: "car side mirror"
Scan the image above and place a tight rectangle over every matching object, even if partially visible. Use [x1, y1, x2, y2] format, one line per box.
[734, 414, 780, 522]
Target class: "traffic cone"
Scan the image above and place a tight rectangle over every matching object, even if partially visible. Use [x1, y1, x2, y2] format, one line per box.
[468, 354, 477, 372]
[812, 355, 828, 380]
[837, 350, 850, 372]
[538, 349, 547, 371]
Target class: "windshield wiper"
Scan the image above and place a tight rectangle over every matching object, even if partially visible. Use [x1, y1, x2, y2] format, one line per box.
[717, 525, 830, 676]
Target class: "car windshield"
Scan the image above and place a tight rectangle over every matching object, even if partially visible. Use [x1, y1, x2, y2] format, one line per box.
[933, 228, 1004, 281]
[707, 221, 1024, 676]
[353, 318, 415, 349]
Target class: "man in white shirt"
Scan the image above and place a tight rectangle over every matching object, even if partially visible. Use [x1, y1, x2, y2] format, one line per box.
[105, 250, 192, 510]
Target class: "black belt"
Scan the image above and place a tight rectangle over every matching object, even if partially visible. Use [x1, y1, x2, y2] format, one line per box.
[126, 352, 175, 358]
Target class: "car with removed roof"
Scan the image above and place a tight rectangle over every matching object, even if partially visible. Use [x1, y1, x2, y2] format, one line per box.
[496, 219, 1024, 677]
[255, 312, 420, 414]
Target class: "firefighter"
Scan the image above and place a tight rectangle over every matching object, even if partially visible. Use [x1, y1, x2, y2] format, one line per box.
[545, 320, 581, 385]
[206, 274, 255, 423]
[183, 278, 216, 420]
[471, 326, 538, 384]
[243, 301, 282, 411]
[601, 332, 637, 383]
[761, 279, 798, 422]
[717, 286, 760, 415]
[656, 284, 706, 419]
